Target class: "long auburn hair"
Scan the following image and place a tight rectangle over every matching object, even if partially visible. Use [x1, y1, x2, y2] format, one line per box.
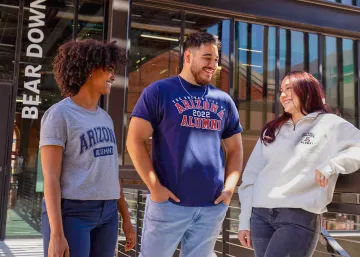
[261, 71, 330, 145]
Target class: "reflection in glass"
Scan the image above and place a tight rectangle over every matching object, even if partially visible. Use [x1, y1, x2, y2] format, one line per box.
[342, 39, 355, 125]
[249, 24, 264, 132]
[236, 22, 248, 102]
[77, 0, 105, 41]
[279, 28, 287, 80]
[124, 6, 181, 165]
[266, 27, 276, 121]
[341, 0, 353, 5]
[280, 30, 310, 75]
[291, 31, 304, 71]
[309, 34, 319, 78]
[0, 1, 18, 82]
[234, 22, 275, 167]
[326, 0, 356, 5]
[325, 36, 338, 112]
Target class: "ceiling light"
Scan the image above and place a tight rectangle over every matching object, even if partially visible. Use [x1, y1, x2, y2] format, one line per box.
[140, 34, 179, 42]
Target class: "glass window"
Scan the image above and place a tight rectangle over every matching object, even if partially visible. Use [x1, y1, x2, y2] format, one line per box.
[6, 0, 105, 238]
[323, 36, 356, 125]
[249, 24, 265, 132]
[124, 6, 181, 165]
[234, 22, 275, 165]
[325, 36, 338, 112]
[0, 0, 18, 83]
[267, 26, 276, 121]
[341, 0, 353, 5]
[342, 39, 355, 125]
[326, 0, 358, 6]
[291, 31, 304, 71]
[279, 28, 287, 80]
[7, 0, 76, 238]
[309, 34, 319, 78]
[281, 30, 316, 76]
[76, 0, 105, 41]
[235, 22, 248, 102]
[232, 22, 277, 235]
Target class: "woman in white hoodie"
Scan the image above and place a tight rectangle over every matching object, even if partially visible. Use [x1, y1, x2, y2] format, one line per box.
[238, 71, 360, 257]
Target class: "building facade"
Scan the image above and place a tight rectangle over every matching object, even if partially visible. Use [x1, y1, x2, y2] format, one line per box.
[0, 0, 359, 255]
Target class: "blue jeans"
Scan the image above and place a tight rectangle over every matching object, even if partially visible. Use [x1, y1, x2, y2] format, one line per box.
[250, 208, 321, 257]
[41, 199, 119, 257]
[139, 196, 228, 257]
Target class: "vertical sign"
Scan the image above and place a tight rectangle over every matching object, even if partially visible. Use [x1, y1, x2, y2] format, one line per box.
[22, 0, 46, 119]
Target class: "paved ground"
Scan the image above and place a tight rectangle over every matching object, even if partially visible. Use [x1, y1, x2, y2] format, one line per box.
[0, 239, 43, 257]
[5, 210, 41, 238]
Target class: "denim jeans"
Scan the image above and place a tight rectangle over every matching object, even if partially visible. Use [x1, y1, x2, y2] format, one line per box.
[41, 198, 119, 257]
[250, 208, 321, 257]
[139, 195, 228, 257]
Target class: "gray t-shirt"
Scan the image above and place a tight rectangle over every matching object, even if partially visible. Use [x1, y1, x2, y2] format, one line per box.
[39, 97, 120, 200]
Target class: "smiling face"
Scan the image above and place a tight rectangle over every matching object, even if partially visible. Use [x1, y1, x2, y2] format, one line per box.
[187, 43, 219, 85]
[89, 66, 115, 95]
[280, 77, 301, 115]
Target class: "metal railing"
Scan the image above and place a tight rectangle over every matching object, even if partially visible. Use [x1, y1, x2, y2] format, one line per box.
[117, 185, 351, 257]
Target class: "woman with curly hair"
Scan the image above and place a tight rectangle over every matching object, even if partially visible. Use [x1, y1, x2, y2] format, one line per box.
[40, 39, 135, 257]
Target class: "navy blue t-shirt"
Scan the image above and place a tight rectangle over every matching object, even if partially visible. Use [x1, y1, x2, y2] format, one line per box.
[131, 76, 242, 206]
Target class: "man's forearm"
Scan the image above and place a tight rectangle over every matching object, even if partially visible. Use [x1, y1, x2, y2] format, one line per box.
[127, 140, 161, 191]
[224, 150, 243, 192]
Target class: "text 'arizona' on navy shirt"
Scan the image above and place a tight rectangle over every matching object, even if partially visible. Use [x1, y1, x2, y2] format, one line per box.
[131, 76, 243, 206]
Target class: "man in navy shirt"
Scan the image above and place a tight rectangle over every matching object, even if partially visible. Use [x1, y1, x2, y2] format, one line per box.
[127, 32, 243, 257]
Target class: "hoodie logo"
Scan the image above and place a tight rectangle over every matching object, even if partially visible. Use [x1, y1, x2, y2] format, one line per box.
[300, 132, 315, 145]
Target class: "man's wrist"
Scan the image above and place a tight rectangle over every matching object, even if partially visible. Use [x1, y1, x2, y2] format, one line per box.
[148, 180, 162, 193]
[224, 185, 236, 193]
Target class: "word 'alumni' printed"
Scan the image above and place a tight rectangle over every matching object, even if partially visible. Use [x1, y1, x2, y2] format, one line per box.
[173, 96, 226, 131]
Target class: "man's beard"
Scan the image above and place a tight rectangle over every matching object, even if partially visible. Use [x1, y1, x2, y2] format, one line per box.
[190, 65, 212, 86]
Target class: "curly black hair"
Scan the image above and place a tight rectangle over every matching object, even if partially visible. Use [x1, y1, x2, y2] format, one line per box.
[183, 32, 221, 52]
[53, 39, 127, 97]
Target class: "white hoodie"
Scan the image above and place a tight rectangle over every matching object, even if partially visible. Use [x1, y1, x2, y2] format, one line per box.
[238, 112, 360, 231]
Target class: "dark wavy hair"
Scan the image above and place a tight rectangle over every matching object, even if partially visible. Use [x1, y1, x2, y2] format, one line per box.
[53, 39, 127, 97]
[183, 32, 221, 51]
[261, 71, 330, 145]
